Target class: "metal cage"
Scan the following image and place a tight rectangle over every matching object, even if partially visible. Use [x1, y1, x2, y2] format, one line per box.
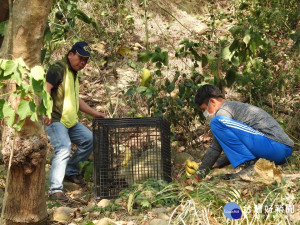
[93, 117, 171, 199]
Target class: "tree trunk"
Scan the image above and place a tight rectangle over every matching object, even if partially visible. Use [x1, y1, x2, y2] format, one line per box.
[0, 0, 9, 48]
[0, 0, 53, 224]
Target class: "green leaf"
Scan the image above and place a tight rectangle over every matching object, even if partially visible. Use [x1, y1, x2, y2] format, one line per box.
[140, 199, 151, 208]
[15, 58, 29, 70]
[4, 60, 18, 76]
[156, 62, 162, 69]
[249, 41, 257, 53]
[0, 59, 7, 70]
[13, 120, 25, 132]
[30, 112, 38, 122]
[221, 46, 233, 60]
[202, 54, 208, 67]
[3, 102, 15, 126]
[31, 66, 45, 81]
[17, 100, 35, 120]
[0, 99, 5, 118]
[155, 46, 161, 53]
[229, 39, 240, 52]
[11, 68, 22, 85]
[32, 78, 43, 92]
[167, 83, 175, 93]
[231, 56, 240, 66]
[225, 68, 237, 87]
[125, 88, 135, 96]
[91, 20, 101, 34]
[190, 48, 201, 61]
[151, 53, 163, 63]
[136, 86, 147, 93]
[144, 88, 154, 98]
[0, 20, 8, 36]
[84, 222, 95, 225]
[162, 51, 169, 66]
[137, 50, 152, 63]
[179, 84, 185, 96]
[40, 92, 52, 118]
[243, 30, 251, 46]
[229, 25, 243, 36]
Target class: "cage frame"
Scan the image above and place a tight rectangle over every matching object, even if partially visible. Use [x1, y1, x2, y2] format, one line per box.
[92, 117, 171, 199]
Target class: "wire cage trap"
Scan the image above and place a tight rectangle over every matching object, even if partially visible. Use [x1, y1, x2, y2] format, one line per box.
[93, 117, 171, 199]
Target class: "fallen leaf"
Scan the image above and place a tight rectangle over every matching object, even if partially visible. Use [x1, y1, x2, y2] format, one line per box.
[254, 158, 282, 184]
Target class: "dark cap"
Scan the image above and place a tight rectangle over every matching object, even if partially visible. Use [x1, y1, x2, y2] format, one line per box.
[71, 41, 91, 57]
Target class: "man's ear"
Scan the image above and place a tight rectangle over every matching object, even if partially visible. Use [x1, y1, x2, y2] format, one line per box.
[210, 98, 217, 105]
[68, 52, 75, 57]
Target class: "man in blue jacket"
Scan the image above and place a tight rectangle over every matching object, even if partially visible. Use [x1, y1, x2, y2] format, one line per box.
[194, 85, 293, 179]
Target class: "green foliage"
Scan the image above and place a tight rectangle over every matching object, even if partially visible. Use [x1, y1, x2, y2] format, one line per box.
[42, 0, 102, 64]
[119, 179, 182, 210]
[84, 222, 95, 225]
[127, 45, 203, 131]
[0, 58, 52, 131]
[0, 20, 8, 36]
[226, 0, 300, 104]
[47, 201, 61, 209]
[123, 0, 299, 145]
[79, 160, 94, 182]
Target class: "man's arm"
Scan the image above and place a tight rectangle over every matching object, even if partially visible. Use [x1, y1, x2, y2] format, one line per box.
[196, 137, 222, 178]
[44, 82, 54, 126]
[215, 155, 230, 168]
[79, 98, 106, 118]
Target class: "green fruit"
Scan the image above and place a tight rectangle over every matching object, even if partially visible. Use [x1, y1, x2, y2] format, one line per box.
[141, 69, 152, 87]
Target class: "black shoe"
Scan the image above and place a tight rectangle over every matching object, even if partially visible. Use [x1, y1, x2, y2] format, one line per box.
[241, 158, 258, 168]
[64, 174, 84, 185]
[224, 159, 257, 180]
[50, 192, 69, 201]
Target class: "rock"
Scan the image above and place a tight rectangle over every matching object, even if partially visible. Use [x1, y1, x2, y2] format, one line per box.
[194, 24, 209, 34]
[173, 152, 194, 165]
[80, 205, 95, 214]
[63, 181, 80, 191]
[97, 199, 110, 208]
[104, 211, 111, 217]
[114, 198, 123, 205]
[127, 222, 136, 225]
[73, 217, 83, 223]
[90, 211, 100, 218]
[52, 207, 74, 222]
[157, 213, 169, 221]
[94, 217, 117, 225]
[152, 207, 168, 214]
[149, 218, 168, 225]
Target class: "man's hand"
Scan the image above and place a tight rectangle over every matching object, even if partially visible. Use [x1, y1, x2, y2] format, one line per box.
[44, 117, 52, 126]
[94, 112, 107, 118]
[212, 162, 218, 169]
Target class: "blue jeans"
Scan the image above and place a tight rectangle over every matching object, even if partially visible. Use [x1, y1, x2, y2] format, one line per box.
[210, 116, 292, 168]
[46, 122, 93, 194]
